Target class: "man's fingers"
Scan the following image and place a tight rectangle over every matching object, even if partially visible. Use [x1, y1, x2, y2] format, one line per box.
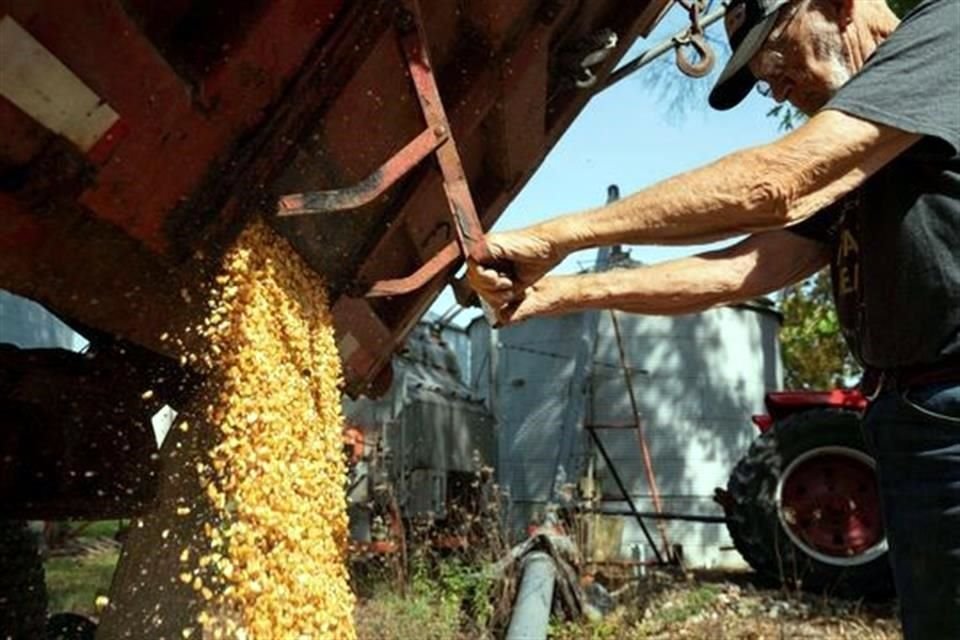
[467, 263, 519, 306]
[484, 290, 516, 308]
[465, 263, 511, 309]
[474, 265, 514, 291]
[494, 298, 531, 327]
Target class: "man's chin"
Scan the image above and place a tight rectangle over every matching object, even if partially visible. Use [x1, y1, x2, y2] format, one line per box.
[791, 90, 833, 116]
[790, 99, 820, 117]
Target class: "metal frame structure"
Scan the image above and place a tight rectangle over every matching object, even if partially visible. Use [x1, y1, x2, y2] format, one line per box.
[585, 423, 667, 565]
[277, 0, 495, 299]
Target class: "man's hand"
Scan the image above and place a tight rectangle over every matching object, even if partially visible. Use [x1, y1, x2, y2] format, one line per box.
[488, 276, 571, 326]
[467, 227, 563, 309]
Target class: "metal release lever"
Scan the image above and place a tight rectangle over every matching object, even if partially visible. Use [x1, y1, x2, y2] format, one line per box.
[276, 0, 495, 301]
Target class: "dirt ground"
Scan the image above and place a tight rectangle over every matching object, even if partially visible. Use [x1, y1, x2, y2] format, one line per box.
[556, 569, 902, 640]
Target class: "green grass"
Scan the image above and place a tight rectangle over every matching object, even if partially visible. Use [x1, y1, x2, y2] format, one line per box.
[47, 520, 121, 541]
[354, 555, 500, 640]
[44, 551, 119, 616]
[356, 588, 463, 640]
[638, 582, 721, 631]
[72, 520, 121, 539]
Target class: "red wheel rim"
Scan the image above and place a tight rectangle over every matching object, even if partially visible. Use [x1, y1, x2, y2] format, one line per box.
[778, 448, 885, 565]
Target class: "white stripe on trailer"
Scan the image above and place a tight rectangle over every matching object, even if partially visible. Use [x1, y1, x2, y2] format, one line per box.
[0, 15, 119, 152]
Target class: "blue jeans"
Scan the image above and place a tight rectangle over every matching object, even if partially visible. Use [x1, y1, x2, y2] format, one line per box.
[862, 382, 960, 639]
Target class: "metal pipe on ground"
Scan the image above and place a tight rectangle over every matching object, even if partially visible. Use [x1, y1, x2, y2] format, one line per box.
[505, 551, 558, 640]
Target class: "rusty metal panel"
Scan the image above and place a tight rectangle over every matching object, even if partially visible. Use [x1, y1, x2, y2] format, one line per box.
[463, 0, 535, 50]
[0, 0, 674, 392]
[487, 33, 549, 185]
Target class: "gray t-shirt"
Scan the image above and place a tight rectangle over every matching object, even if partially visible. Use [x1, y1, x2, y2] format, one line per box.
[789, 0, 960, 369]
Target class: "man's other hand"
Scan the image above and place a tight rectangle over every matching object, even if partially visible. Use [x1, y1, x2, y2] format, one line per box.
[486, 277, 570, 327]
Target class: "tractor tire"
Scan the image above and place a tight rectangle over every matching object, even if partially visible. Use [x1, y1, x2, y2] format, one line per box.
[726, 409, 894, 599]
[0, 520, 48, 639]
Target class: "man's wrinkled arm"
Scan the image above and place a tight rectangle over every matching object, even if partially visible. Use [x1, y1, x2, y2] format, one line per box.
[503, 230, 829, 323]
[533, 110, 920, 252]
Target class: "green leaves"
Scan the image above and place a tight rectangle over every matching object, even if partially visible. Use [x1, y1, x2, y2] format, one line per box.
[780, 270, 860, 389]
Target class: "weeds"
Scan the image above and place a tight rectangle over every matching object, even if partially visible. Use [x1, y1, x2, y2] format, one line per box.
[353, 554, 503, 640]
[355, 580, 462, 640]
[352, 458, 516, 640]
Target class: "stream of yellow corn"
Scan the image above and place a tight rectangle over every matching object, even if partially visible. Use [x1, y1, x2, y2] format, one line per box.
[184, 221, 355, 639]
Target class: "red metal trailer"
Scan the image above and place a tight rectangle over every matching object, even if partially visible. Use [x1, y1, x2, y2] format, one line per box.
[1, 0, 681, 517]
[0, 0, 677, 394]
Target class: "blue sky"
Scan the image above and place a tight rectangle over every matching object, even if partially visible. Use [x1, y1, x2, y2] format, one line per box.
[432, 5, 785, 325]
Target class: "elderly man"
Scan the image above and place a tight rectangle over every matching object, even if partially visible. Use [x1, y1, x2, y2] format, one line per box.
[469, 0, 959, 636]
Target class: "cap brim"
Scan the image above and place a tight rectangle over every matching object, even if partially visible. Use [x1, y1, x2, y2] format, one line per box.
[709, 11, 781, 111]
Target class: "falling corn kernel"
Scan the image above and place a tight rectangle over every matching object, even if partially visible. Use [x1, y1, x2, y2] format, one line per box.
[176, 506, 191, 516]
[186, 222, 354, 639]
[141, 390, 155, 400]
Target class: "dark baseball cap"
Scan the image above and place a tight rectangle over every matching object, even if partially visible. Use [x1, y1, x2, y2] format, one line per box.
[709, 0, 791, 110]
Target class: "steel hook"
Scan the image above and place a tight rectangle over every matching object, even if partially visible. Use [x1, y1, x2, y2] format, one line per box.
[674, 32, 715, 78]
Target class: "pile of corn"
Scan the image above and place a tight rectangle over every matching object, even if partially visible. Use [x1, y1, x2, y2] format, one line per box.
[186, 221, 355, 639]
